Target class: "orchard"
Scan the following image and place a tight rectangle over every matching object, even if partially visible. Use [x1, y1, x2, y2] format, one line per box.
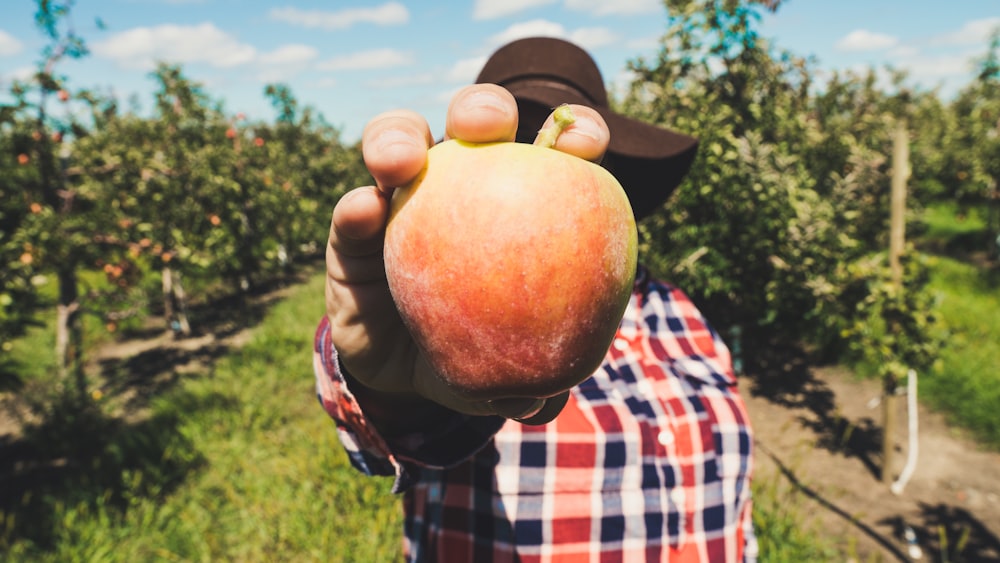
[2, 0, 1000, 560]
[0, 3, 367, 392]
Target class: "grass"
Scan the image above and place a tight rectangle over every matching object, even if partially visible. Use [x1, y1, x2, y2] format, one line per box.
[913, 201, 1000, 449]
[2, 270, 402, 562]
[1, 266, 843, 562]
[922, 256, 1000, 448]
[750, 472, 839, 562]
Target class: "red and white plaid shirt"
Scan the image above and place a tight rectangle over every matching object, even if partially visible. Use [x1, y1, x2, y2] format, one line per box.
[315, 266, 756, 562]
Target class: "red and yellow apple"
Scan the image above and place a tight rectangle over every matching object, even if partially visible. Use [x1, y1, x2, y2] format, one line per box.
[384, 110, 637, 400]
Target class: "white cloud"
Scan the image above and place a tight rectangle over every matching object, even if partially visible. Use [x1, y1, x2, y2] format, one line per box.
[905, 54, 976, 79]
[256, 45, 319, 82]
[259, 44, 318, 66]
[835, 29, 899, 52]
[317, 48, 413, 71]
[485, 20, 617, 51]
[931, 17, 1000, 47]
[564, 0, 660, 16]
[269, 3, 408, 30]
[569, 27, 618, 49]
[0, 65, 35, 89]
[887, 45, 920, 59]
[93, 23, 257, 70]
[0, 30, 23, 57]
[473, 0, 557, 20]
[488, 19, 568, 47]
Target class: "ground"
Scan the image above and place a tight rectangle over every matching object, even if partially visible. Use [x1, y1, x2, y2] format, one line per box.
[742, 357, 1000, 562]
[2, 279, 998, 562]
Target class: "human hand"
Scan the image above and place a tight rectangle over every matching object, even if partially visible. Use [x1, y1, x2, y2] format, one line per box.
[325, 84, 611, 422]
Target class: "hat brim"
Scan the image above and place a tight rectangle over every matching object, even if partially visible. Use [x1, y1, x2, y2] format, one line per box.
[501, 83, 699, 221]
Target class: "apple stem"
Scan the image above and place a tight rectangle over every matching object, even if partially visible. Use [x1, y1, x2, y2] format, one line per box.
[534, 104, 575, 149]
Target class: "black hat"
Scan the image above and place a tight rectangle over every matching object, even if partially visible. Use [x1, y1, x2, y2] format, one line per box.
[476, 36, 699, 220]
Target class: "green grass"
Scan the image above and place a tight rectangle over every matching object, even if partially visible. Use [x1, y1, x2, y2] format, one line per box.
[2, 270, 402, 562]
[1, 268, 836, 562]
[918, 201, 997, 257]
[750, 472, 839, 562]
[922, 255, 1000, 448]
[913, 201, 1000, 449]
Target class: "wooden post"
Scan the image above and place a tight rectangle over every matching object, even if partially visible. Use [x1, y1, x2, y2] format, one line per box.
[883, 119, 910, 484]
[889, 119, 908, 286]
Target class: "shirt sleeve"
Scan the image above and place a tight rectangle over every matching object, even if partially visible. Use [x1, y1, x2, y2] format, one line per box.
[313, 316, 505, 493]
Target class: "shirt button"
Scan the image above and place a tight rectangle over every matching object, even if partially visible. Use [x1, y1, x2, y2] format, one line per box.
[613, 338, 629, 351]
[635, 380, 652, 396]
[658, 429, 675, 446]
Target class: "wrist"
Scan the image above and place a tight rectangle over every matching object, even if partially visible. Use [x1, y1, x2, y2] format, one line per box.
[340, 363, 455, 437]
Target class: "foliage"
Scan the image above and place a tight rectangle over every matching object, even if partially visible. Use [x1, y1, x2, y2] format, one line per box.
[945, 30, 1000, 233]
[623, 0, 945, 383]
[1, 2, 364, 372]
[839, 250, 942, 382]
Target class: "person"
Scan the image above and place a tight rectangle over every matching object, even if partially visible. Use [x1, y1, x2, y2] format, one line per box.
[315, 37, 756, 562]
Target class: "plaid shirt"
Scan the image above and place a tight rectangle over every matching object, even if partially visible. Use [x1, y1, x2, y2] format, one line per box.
[315, 266, 756, 562]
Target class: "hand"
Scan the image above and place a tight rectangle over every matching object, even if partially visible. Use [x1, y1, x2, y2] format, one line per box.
[325, 84, 611, 423]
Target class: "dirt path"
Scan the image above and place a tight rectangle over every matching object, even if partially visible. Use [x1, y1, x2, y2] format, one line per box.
[742, 362, 1000, 562]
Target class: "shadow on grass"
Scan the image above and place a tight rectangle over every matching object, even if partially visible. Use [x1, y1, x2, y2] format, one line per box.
[0, 388, 233, 550]
[96, 265, 312, 416]
[0, 360, 23, 394]
[0, 265, 316, 553]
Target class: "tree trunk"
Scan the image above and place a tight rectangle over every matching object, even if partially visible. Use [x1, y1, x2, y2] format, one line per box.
[162, 266, 191, 337]
[55, 266, 84, 393]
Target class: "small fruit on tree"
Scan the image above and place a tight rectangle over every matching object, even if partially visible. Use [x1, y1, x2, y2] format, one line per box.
[57, 89, 69, 102]
[384, 106, 638, 400]
[17, 154, 29, 165]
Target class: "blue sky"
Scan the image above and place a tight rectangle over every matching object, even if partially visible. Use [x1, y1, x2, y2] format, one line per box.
[1, 1, 998, 142]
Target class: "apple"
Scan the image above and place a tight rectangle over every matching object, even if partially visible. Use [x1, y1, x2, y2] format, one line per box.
[384, 106, 637, 400]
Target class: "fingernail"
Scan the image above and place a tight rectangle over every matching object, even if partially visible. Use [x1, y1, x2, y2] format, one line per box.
[511, 399, 546, 421]
[371, 128, 418, 154]
[567, 116, 605, 143]
[461, 89, 511, 117]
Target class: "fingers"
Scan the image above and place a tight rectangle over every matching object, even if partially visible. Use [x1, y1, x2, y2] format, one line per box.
[444, 84, 518, 143]
[409, 352, 571, 423]
[534, 104, 609, 164]
[330, 186, 389, 256]
[507, 391, 570, 425]
[362, 110, 434, 191]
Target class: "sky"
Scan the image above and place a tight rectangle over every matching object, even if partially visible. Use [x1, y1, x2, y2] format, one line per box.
[0, 1, 998, 142]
